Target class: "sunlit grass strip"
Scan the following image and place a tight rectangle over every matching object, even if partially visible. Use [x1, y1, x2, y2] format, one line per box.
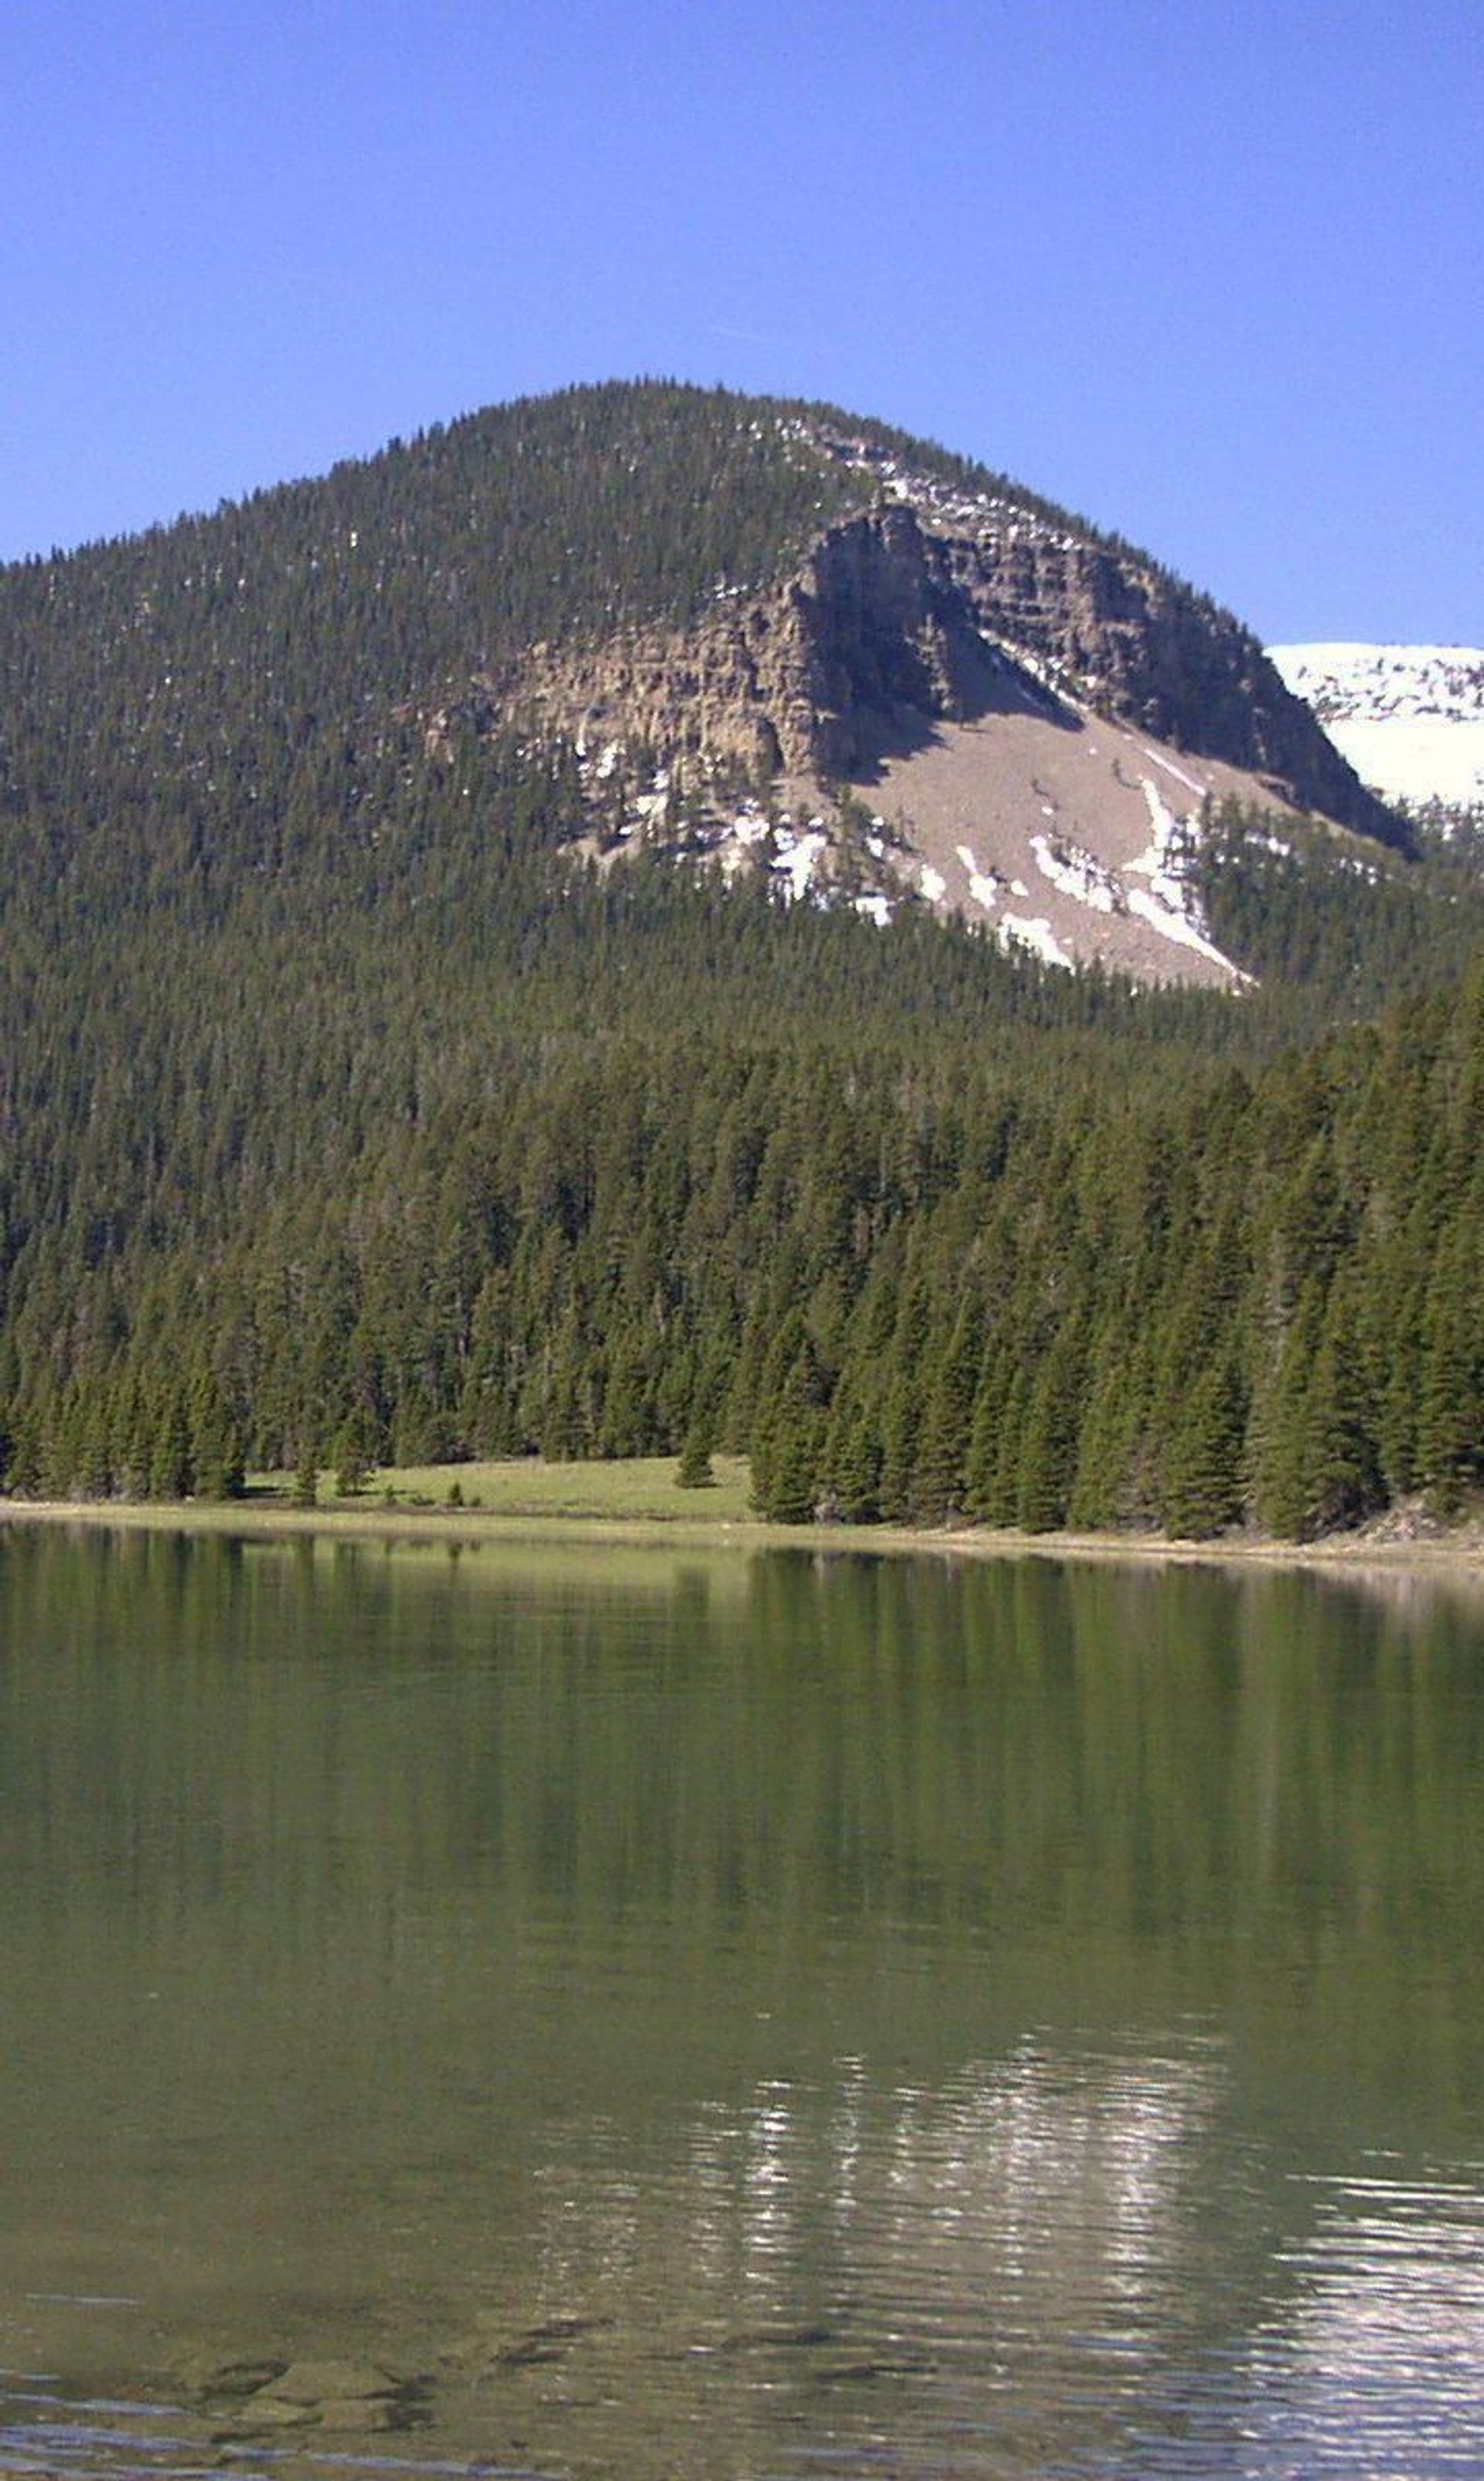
[257, 1453, 756, 1525]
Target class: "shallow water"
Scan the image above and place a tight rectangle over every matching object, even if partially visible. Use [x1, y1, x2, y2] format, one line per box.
[0, 1527, 1481, 2476]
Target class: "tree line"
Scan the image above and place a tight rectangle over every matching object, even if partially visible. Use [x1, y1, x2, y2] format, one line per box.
[5, 858, 1484, 1539]
[5, 385, 1484, 1539]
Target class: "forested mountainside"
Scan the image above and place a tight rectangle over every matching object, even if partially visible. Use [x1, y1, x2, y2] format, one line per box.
[5, 852, 1484, 1542]
[3, 380, 1484, 1539]
[0, 380, 1397, 970]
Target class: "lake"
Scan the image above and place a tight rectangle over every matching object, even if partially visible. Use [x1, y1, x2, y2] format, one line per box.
[1, 1523, 1481, 2477]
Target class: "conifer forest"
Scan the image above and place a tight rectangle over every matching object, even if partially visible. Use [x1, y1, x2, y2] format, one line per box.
[4, 383, 1483, 1539]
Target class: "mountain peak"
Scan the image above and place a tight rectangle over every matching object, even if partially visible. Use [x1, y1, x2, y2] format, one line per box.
[0, 379, 1407, 989]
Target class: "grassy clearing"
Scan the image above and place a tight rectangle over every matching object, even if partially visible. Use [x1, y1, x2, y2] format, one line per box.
[8, 1476, 1484, 1578]
[259, 1453, 756, 1525]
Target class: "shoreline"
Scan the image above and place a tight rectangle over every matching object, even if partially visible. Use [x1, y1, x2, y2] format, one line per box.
[3, 1491, 1482, 1576]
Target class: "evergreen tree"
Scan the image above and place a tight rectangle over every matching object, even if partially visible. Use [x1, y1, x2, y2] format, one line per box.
[192, 1369, 247, 1501]
[1417, 1222, 1484, 1508]
[1159, 1345, 1247, 1539]
[147, 1389, 194, 1502]
[676, 1423, 716, 1489]
[910, 1288, 985, 1523]
[1016, 1323, 1087, 1534]
[820, 1398, 883, 1524]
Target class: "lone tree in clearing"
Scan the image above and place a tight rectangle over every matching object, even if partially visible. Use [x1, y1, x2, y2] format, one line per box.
[676, 1424, 716, 1489]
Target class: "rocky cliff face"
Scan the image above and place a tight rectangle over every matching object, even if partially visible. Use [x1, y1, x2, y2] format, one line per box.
[935, 521, 1397, 841]
[495, 503, 989, 789]
[496, 442, 1400, 849]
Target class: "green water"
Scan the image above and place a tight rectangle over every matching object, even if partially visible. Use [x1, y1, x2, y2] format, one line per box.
[1, 1525, 1482, 2477]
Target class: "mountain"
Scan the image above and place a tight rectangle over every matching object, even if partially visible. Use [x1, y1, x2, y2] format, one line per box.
[0, 381, 1401, 997]
[1269, 644, 1484, 820]
[505, 417, 1404, 988]
[5, 378, 1484, 1542]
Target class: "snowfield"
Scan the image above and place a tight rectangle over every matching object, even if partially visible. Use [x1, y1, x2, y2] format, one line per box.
[1270, 644, 1484, 810]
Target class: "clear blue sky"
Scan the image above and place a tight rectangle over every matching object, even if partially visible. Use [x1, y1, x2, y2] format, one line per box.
[3, 0, 1478, 642]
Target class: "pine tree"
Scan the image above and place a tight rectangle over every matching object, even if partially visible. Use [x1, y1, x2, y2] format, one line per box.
[821, 1399, 883, 1524]
[961, 1339, 1013, 1522]
[754, 1395, 823, 1523]
[1069, 1336, 1149, 1530]
[192, 1368, 247, 1501]
[148, 1389, 195, 1501]
[876, 1271, 933, 1520]
[1254, 1282, 1326, 1537]
[332, 1406, 376, 1497]
[676, 1422, 716, 1489]
[1159, 1344, 1247, 1539]
[1016, 1323, 1087, 1533]
[983, 1361, 1032, 1528]
[1303, 1280, 1383, 1532]
[911, 1289, 985, 1523]
[1416, 1223, 1484, 1508]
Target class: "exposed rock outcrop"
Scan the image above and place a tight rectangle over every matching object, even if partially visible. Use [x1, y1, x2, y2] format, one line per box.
[934, 520, 1399, 841]
[491, 471, 1401, 850]
[494, 503, 993, 789]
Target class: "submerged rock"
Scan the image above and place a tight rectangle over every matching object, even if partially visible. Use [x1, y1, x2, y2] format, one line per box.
[203, 2353, 430, 2443]
[214, 2391, 318, 2435]
[173, 2348, 288, 2398]
[308, 2394, 407, 2432]
[260, 2356, 405, 2403]
[441, 2310, 613, 2375]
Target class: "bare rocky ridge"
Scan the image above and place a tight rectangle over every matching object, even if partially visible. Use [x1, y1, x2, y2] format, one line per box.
[498, 475, 1393, 826]
[427, 417, 1404, 987]
[479, 501, 982, 786]
[933, 523, 1388, 834]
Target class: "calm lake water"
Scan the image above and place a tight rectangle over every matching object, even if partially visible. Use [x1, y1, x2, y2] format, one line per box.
[1, 1525, 1482, 2479]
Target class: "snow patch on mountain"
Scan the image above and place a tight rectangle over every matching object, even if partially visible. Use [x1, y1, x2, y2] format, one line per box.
[1031, 833, 1122, 915]
[769, 823, 830, 901]
[956, 842, 1004, 914]
[569, 672, 1261, 990]
[1128, 782, 1249, 977]
[1269, 644, 1484, 811]
[1001, 915, 1074, 969]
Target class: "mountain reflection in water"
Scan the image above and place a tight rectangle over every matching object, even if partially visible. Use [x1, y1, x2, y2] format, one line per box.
[0, 1525, 1480, 2476]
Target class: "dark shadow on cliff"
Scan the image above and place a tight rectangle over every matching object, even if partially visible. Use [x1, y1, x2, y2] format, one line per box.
[842, 632, 1082, 785]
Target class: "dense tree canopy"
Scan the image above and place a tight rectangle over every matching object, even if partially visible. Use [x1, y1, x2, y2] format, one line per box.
[3, 383, 1483, 1539]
